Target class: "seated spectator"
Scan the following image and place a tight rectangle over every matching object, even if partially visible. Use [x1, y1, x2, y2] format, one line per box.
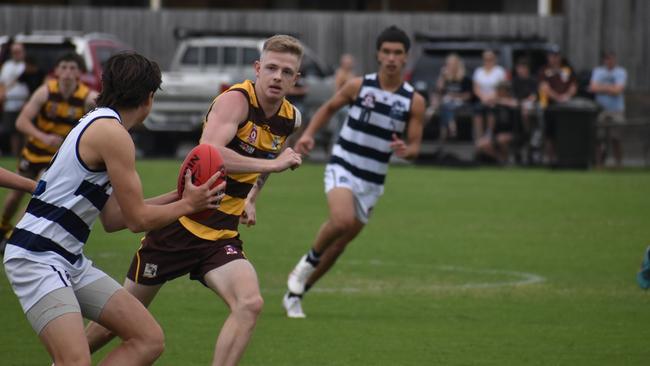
[472, 50, 506, 144]
[476, 81, 518, 164]
[512, 58, 540, 163]
[512, 59, 538, 132]
[538, 50, 577, 165]
[589, 51, 627, 168]
[431, 53, 472, 141]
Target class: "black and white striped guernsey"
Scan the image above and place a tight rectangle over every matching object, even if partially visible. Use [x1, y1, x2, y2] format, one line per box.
[330, 73, 414, 185]
[5, 108, 117, 265]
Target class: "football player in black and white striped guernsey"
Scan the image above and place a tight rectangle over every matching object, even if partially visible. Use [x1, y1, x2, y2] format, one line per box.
[3, 52, 223, 366]
[284, 26, 425, 318]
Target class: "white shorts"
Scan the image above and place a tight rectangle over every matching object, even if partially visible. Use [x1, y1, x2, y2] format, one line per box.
[324, 163, 384, 224]
[4, 248, 120, 332]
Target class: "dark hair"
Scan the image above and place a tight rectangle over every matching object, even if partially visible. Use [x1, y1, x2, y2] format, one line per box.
[515, 58, 530, 67]
[602, 50, 616, 59]
[96, 52, 161, 110]
[376, 25, 410, 52]
[56, 52, 87, 72]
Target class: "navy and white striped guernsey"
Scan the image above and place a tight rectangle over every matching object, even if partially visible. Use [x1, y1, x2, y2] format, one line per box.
[5, 108, 118, 265]
[330, 73, 414, 185]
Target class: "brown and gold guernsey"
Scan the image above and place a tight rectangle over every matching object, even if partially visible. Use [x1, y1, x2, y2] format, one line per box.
[178, 80, 300, 241]
[21, 79, 91, 164]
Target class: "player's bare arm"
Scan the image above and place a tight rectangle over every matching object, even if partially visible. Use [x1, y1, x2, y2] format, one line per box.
[294, 77, 362, 155]
[0, 167, 36, 193]
[390, 91, 425, 159]
[200, 90, 301, 173]
[15, 85, 63, 148]
[239, 172, 269, 227]
[81, 118, 223, 232]
[100, 190, 189, 232]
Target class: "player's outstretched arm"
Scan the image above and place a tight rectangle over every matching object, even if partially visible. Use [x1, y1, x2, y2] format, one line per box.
[294, 77, 362, 155]
[85, 119, 223, 233]
[390, 92, 426, 160]
[0, 167, 36, 193]
[99, 190, 182, 232]
[200, 91, 302, 174]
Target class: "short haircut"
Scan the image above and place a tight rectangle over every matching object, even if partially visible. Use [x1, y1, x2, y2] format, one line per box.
[96, 52, 161, 110]
[56, 52, 87, 73]
[602, 50, 616, 59]
[263, 35, 304, 61]
[376, 25, 410, 52]
[516, 57, 530, 67]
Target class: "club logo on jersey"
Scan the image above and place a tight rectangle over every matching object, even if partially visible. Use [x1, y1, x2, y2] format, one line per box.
[389, 100, 406, 120]
[225, 245, 239, 255]
[247, 125, 258, 144]
[361, 92, 376, 109]
[143, 263, 158, 278]
[271, 135, 282, 151]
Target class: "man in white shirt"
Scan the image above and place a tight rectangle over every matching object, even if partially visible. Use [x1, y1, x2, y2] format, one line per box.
[0, 43, 29, 156]
[472, 50, 506, 143]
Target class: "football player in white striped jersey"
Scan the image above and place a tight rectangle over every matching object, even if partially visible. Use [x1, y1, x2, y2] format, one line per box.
[284, 26, 425, 318]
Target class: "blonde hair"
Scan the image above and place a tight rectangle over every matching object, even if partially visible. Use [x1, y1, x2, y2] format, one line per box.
[444, 53, 466, 81]
[263, 35, 304, 61]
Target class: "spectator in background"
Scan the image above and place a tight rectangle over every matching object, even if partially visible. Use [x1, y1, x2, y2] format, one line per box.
[335, 53, 356, 91]
[512, 59, 540, 163]
[328, 53, 357, 152]
[589, 51, 627, 168]
[512, 59, 538, 132]
[18, 56, 46, 95]
[0, 43, 29, 156]
[476, 81, 518, 164]
[472, 50, 506, 143]
[432, 53, 472, 141]
[538, 50, 577, 165]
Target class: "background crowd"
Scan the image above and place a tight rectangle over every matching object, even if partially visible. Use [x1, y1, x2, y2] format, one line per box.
[0, 38, 630, 170]
[425, 48, 627, 168]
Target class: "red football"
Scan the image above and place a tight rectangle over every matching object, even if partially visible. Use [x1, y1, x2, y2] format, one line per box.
[177, 143, 226, 221]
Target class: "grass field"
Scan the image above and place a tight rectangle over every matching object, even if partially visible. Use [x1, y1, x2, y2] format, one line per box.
[1, 158, 650, 365]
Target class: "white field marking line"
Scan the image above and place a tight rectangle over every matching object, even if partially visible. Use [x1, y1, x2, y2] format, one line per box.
[262, 259, 546, 294]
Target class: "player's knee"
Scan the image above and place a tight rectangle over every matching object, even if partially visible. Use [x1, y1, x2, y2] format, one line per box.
[130, 321, 165, 360]
[329, 216, 357, 234]
[237, 294, 264, 318]
[54, 351, 91, 366]
[144, 323, 165, 359]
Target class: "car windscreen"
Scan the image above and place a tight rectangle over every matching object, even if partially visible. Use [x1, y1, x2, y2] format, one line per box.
[24, 42, 76, 74]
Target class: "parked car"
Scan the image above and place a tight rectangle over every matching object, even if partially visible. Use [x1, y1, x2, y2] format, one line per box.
[140, 30, 334, 157]
[0, 31, 131, 91]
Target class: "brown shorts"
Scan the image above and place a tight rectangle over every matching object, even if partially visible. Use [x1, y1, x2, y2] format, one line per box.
[126, 220, 247, 286]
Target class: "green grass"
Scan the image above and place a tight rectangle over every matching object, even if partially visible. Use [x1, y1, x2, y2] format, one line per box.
[1, 158, 650, 365]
